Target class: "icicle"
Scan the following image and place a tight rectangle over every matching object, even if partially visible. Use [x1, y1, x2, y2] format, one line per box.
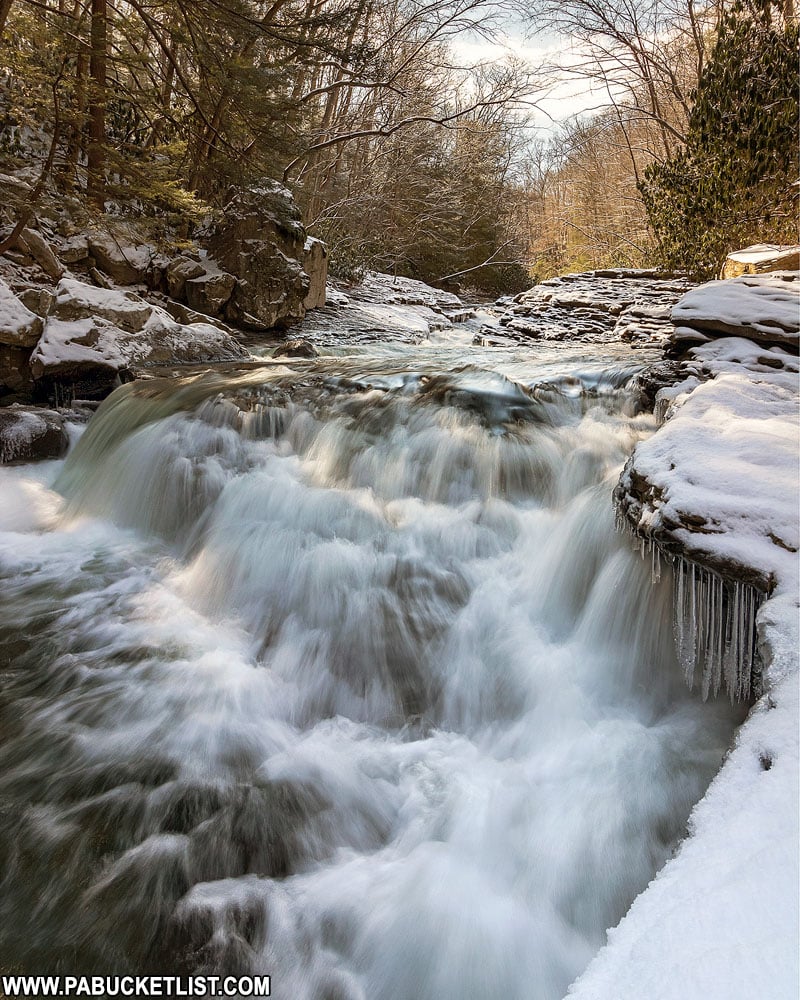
[670, 555, 763, 703]
[615, 514, 764, 702]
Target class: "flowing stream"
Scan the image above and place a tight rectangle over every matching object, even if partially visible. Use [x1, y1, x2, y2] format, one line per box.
[0, 331, 743, 998]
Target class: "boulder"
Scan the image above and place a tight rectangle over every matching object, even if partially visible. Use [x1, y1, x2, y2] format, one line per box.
[158, 297, 232, 330]
[226, 247, 308, 330]
[720, 244, 800, 279]
[134, 311, 249, 367]
[87, 233, 152, 285]
[208, 180, 310, 329]
[0, 278, 44, 347]
[0, 406, 68, 463]
[273, 338, 319, 359]
[18, 286, 55, 317]
[17, 228, 65, 280]
[53, 277, 154, 332]
[185, 270, 236, 316]
[303, 238, 328, 310]
[57, 234, 91, 265]
[212, 180, 306, 257]
[30, 316, 129, 386]
[28, 276, 248, 400]
[166, 257, 205, 300]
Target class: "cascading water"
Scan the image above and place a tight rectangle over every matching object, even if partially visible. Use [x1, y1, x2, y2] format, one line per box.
[0, 343, 744, 999]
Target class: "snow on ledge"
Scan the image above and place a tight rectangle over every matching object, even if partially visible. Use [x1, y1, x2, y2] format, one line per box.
[672, 273, 799, 346]
[571, 304, 799, 999]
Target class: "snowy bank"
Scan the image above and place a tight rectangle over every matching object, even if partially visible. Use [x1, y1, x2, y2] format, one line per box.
[571, 274, 799, 999]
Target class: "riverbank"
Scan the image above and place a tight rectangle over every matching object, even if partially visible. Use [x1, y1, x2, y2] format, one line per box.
[572, 271, 799, 1000]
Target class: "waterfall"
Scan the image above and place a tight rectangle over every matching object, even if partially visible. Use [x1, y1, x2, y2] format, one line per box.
[0, 354, 744, 998]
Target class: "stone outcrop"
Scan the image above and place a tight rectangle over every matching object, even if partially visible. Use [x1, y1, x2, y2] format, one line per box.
[52, 278, 153, 332]
[0, 346, 34, 402]
[3, 177, 327, 338]
[297, 271, 474, 347]
[185, 270, 236, 317]
[616, 274, 800, 596]
[0, 405, 68, 463]
[208, 180, 310, 330]
[0, 276, 250, 405]
[166, 257, 205, 300]
[17, 228, 65, 280]
[273, 337, 319, 359]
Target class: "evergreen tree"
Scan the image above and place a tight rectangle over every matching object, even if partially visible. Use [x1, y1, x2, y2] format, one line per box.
[639, 0, 800, 278]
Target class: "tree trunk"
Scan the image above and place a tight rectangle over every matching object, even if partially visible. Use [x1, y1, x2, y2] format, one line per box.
[87, 0, 107, 209]
[0, 0, 14, 38]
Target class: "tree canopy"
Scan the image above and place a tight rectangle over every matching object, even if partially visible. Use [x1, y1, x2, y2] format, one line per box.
[639, 0, 799, 277]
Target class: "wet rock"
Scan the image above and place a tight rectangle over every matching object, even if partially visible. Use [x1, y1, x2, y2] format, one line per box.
[495, 270, 693, 346]
[273, 338, 318, 359]
[629, 360, 684, 411]
[0, 278, 44, 347]
[0, 345, 34, 401]
[0, 406, 68, 463]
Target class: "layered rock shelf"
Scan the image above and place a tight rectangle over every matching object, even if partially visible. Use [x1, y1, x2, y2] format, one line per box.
[481, 269, 694, 347]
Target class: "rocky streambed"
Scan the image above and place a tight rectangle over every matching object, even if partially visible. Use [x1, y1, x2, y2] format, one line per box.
[0, 258, 797, 998]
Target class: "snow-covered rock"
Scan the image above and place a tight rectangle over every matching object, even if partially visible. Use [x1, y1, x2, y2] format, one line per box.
[0, 277, 43, 347]
[671, 272, 800, 350]
[359, 271, 464, 312]
[721, 243, 800, 279]
[30, 317, 129, 382]
[53, 277, 154, 332]
[0, 405, 68, 463]
[29, 277, 249, 393]
[56, 234, 90, 265]
[616, 342, 798, 590]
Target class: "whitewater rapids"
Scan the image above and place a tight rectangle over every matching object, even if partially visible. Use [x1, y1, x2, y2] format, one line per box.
[0, 345, 742, 998]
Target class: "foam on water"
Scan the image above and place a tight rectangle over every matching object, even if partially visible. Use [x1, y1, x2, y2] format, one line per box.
[0, 358, 743, 996]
